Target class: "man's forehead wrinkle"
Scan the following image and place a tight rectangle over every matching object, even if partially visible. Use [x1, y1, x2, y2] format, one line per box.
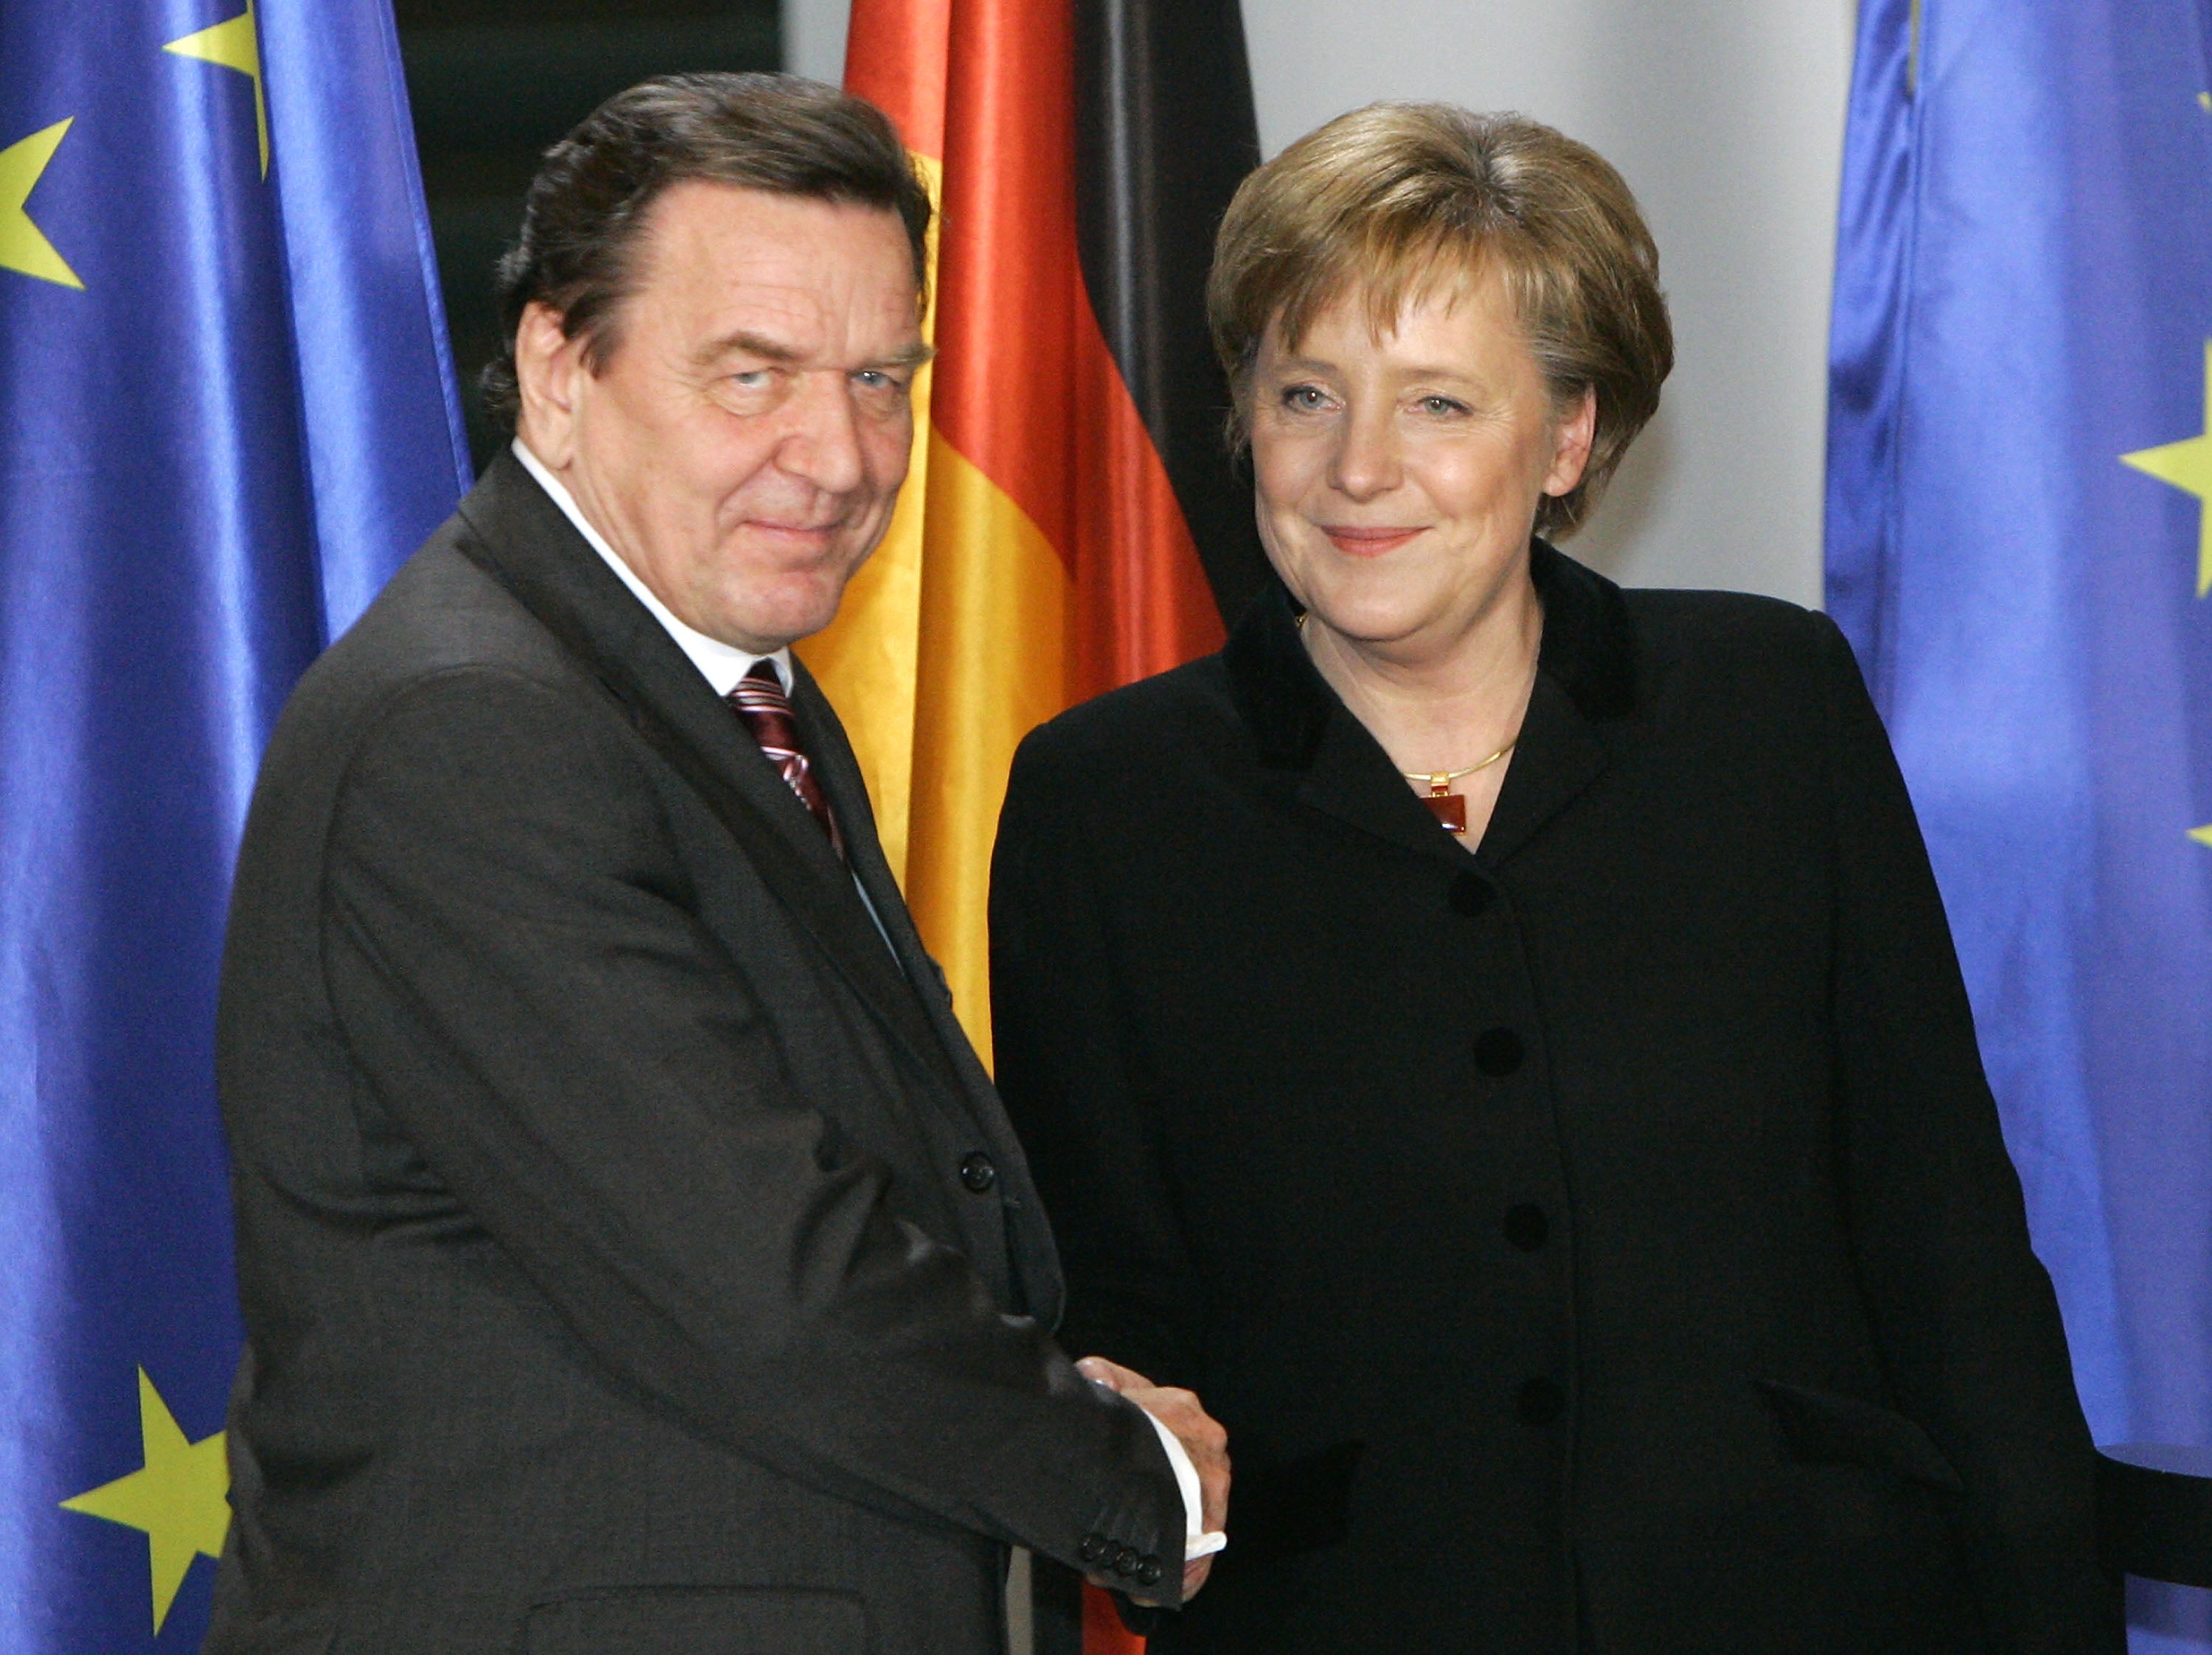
[687, 319, 930, 374]
[692, 327, 808, 369]
[624, 185, 925, 379]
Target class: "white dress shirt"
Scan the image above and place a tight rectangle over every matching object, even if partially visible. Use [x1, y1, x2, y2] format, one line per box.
[511, 438, 1218, 1566]
[511, 439, 792, 698]
[510, 439, 892, 955]
[1141, 1409, 1226, 1565]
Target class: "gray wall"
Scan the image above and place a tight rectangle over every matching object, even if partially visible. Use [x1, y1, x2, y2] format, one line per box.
[782, 0, 1854, 607]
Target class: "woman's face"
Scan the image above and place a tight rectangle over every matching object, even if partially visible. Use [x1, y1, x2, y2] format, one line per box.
[1248, 265, 1594, 662]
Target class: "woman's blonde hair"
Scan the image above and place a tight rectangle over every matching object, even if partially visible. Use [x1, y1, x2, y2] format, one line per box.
[1208, 102, 1672, 537]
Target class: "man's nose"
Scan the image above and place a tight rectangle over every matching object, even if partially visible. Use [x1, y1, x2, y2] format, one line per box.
[776, 372, 869, 495]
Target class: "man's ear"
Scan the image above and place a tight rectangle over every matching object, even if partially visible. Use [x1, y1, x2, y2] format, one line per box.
[514, 302, 581, 468]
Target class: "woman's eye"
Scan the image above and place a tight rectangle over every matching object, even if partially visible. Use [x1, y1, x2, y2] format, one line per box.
[1281, 383, 1329, 411]
[1419, 395, 1469, 417]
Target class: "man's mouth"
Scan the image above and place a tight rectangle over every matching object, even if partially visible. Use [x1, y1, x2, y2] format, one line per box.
[745, 518, 844, 553]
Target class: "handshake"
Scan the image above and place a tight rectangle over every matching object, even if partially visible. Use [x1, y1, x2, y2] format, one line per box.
[1076, 1356, 1232, 1604]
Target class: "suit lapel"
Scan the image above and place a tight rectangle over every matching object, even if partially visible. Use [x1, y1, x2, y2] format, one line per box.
[1295, 704, 1475, 870]
[787, 661, 929, 989]
[793, 661, 1066, 1323]
[1477, 537, 1638, 866]
[452, 453, 965, 1098]
[1472, 672, 1608, 867]
[786, 659, 999, 1107]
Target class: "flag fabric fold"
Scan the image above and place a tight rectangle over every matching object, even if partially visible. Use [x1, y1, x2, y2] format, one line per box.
[0, 0, 465, 1643]
[1827, 4, 2212, 1646]
[1074, 0, 1268, 638]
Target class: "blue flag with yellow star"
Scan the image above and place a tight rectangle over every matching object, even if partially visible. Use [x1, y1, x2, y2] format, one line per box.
[0, 0, 467, 1645]
[1829, 0, 2212, 1646]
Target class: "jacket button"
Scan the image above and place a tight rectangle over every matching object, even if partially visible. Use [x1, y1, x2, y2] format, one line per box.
[1503, 1203, 1548, 1251]
[1112, 1545, 1140, 1577]
[1474, 1028, 1524, 1077]
[1135, 1555, 1164, 1586]
[959, 1151, 997, 1193]
[1079, 1531, 1110, 1564]
[1517, 1376, 1565, 1425]
[1449, 871, 1494, 916]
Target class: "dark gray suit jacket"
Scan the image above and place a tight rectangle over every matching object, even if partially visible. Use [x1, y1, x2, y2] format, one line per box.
[206, 451, 1183, 1655]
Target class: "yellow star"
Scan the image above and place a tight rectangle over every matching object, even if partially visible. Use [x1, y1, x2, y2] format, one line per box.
[0, 118, 84, 290]
[2191, 826, 2212, 849]
[165, 0, 268, 179]
[2123, 341, 2212, 597]
[60, 1368, 232, 1634]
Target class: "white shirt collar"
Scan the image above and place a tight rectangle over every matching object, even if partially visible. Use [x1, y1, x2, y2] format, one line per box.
[510, 438, 792, 698]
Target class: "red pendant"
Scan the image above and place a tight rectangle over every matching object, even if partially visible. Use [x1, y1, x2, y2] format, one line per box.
[1425, 787, 1467, 834]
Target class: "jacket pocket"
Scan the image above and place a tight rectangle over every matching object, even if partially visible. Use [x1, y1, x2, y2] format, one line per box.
[518, 1586, 870, 1655]
[1224, 1440, 1366, 1567]
[1753, 1379, 1965, 1494]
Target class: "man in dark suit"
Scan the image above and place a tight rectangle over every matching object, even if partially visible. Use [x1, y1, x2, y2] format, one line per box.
[206, 74, 1223, 1655]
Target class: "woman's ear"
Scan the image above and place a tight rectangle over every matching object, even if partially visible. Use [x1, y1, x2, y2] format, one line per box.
[1543, 386, 1599, 498]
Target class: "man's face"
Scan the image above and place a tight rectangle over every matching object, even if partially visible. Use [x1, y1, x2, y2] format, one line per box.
[515, 182, 926, 652]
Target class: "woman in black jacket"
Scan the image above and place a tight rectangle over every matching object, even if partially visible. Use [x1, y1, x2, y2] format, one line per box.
[990, 102, 2118, 1654]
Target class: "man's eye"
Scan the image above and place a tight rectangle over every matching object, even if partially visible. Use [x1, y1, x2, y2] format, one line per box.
[852, 369, 901, 391]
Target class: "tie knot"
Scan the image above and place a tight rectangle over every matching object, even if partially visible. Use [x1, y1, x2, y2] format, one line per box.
[730, 658, 793, 713]
[728, 661, 800, 745]
[726, 661, 843, 857]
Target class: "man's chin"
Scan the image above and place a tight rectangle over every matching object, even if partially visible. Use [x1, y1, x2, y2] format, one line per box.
[716, 572, 859, 653]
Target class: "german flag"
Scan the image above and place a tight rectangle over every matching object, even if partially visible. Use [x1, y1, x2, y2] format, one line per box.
[799, 0, 1265, 1109]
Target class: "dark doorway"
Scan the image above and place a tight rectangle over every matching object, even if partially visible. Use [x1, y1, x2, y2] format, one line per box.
[395, 0, 782, 471]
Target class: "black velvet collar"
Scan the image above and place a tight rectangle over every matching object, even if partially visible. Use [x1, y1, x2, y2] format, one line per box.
[1222, 537, 1638, 770]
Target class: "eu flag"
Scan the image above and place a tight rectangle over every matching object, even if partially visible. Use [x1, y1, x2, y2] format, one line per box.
[1829, 1, 2212, 1646]
[0, 0, 466, 1644]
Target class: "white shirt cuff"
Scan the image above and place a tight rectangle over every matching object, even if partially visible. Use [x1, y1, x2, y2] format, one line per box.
[1138, 1404, 1228, 1562]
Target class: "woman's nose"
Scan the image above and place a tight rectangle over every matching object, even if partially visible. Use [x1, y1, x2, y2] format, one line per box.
[1326, 403, 1400, 500]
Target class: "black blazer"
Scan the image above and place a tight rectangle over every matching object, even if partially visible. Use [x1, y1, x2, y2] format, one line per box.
[207, 451, 1183, 1655]
[990, 543, 2120, 1654]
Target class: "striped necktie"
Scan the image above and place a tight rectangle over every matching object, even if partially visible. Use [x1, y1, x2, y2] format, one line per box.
[727, 660, 844, 858]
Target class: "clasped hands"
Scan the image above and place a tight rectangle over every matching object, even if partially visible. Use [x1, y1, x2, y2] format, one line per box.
[1076, 1355, 1231, 1603]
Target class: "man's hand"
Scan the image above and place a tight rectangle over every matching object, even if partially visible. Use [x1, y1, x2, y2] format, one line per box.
[1077, 1355, 1229, 1600]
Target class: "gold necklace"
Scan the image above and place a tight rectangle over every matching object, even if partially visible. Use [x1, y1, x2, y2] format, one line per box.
[1400, 742, 1517, 788]
[1402, 742, 1517, 835]
[1294, 609, 1520, 835]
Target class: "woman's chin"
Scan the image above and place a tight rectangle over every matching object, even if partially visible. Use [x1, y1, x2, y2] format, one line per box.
[1304, 593, 1456, 654]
